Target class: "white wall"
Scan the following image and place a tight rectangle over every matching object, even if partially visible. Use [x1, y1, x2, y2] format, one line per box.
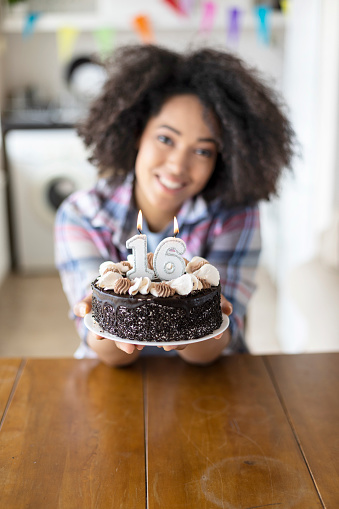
[277, 0, 321, 352]
[314, 0, 339, 234]
[274, 0, 339, 352]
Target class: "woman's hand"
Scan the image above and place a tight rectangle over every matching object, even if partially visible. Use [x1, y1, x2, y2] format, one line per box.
[160, 294, 233, 352]
[73, 295, 144, 365]
[213, 294, 232, 339]
[73, 293, 92, 319]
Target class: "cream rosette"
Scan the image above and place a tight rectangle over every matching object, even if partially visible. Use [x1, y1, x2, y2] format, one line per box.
[190, 273, 203, 291]
[192, 263, 220, 286]
[99, 260, 131, 276]
[168, 273, 194, 296]
[99, 261, 118, 276]
[185, 256, 209, 274]
[149, 282, 175, 297]
[129, 277, 152, 296]
[115, 261, 132, 273]
[97, 270, 123, 289]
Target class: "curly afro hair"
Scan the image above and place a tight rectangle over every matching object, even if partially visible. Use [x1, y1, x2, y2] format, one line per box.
[78, 44, 295, 207]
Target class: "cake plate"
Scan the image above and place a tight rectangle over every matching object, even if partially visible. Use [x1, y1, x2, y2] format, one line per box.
[84, 312, 230, 347]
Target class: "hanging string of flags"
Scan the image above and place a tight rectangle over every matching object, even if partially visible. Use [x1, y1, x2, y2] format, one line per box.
[19, 1, 289, 62]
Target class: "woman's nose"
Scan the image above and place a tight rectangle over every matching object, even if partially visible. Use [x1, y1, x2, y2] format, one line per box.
[167, 149, 190, 175]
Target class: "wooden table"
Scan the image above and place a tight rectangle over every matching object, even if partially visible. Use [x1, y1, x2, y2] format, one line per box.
[0, 353, 338, 508]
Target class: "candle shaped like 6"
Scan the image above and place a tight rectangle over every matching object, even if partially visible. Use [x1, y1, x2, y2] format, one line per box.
[126, 210, 155, 280]
[153, 217, 186, 281]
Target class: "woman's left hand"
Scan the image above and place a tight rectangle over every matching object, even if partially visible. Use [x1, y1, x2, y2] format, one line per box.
[160, 294, 232, 351]
[213, 294, 232, 339]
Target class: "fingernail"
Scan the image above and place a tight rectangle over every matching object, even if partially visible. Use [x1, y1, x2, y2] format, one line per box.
[79, 303, 88, 316]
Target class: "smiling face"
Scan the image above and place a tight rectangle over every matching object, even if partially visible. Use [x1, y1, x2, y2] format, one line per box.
[134, 94, 218, 232]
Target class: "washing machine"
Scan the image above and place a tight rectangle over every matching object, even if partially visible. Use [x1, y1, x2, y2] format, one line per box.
[5, 128, 96, 273]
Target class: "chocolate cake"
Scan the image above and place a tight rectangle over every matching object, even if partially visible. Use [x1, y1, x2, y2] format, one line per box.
[91, 256, 223, 342]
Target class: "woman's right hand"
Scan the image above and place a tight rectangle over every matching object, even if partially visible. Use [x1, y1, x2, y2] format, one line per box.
[73, 295, 144, 361]
[73, 294, 93, 319]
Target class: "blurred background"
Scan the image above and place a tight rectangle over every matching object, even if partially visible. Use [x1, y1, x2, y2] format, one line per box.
[0, 0, 338, 357]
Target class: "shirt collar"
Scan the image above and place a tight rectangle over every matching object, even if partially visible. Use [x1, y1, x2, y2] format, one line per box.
[176, 194, 210, 228]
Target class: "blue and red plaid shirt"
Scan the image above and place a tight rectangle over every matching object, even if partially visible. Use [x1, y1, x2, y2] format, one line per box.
[55, 173, 261, 357]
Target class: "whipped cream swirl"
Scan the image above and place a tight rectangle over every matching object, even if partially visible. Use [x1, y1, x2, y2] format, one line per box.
[96, 256, 220, 296]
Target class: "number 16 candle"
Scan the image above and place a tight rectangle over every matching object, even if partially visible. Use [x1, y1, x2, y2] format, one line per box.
[126, 212, 186, 281]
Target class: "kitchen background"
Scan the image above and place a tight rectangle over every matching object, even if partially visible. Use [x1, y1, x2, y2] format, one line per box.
[0, 0, 338, 356]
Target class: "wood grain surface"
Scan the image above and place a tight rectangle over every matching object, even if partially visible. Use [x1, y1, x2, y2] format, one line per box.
[145, 355, 322, 509]
[0, 358, 146, 509]
[0, 358, 22, 426]
[1, 355, 337, 509]
[266, 352, 339, 509]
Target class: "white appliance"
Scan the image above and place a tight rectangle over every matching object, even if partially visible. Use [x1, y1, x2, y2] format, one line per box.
[0, 169, 10, 283]
[5, 129, 96, 273]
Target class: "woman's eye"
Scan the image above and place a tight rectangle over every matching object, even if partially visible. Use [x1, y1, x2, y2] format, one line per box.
[195, 148, 213, 158]
[157, 135, 173, 145]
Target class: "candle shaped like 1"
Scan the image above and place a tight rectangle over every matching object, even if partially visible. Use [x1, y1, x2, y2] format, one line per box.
[153, 217, 186, 281]
[126, 210, 155, 280]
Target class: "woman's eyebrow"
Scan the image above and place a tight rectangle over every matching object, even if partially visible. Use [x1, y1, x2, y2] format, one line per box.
[159, 125, 217, 144]
[198, 137, 218, 145]
[159, 124, 181, 135]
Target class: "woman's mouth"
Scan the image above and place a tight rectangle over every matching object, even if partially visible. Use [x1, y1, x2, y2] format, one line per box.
[157, 175, 186, 191]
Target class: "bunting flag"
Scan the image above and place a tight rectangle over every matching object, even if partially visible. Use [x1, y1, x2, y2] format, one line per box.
[56, 26, 79, 62]
[226, 7, 242, 48]
[280, 0, 290, 15]
[93, 28, 116, 60]
[163, 0, 185, 15]
[23, 11, 41, 38]
[200, 1, 217, 35]
[179, 0, 195, 16]
[132, 15, 155, 44]
[254, 5, 272, 45]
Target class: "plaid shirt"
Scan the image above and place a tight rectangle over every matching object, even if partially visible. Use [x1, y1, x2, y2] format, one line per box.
[55, 173, 261, 357]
